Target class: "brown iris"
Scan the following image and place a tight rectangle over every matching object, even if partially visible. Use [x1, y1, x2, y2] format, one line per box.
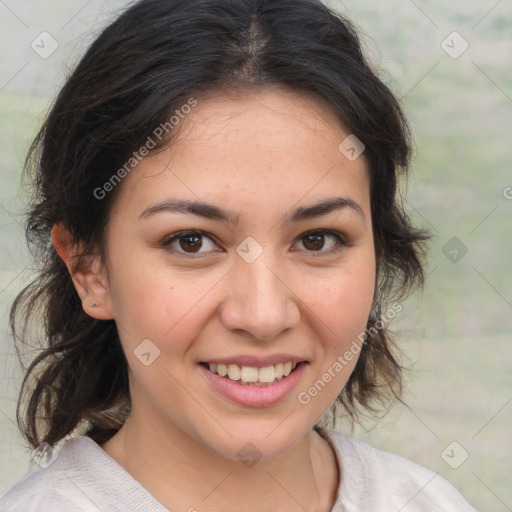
[302, 233, 325, 251]
[179, 234, 203, 252]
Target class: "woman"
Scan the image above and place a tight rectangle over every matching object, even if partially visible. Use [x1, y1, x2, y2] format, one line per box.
[1, 0, 477, 510]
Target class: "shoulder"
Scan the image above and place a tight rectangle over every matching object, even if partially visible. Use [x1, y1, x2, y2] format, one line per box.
[0, 437, 103, 512]
[0, 436, 167, 512]
[321, 429, 478, 512]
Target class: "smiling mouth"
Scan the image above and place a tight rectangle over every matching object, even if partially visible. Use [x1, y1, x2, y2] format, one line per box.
[199, 361, 305, 386]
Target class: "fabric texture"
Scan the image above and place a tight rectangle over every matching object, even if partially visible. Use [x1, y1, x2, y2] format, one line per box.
[0, 430, 478, 511]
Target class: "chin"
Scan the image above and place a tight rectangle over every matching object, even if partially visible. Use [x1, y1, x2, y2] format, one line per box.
[194, 418, 312, 464]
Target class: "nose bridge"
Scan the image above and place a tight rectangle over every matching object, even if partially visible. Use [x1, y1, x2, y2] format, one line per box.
[220, 247, 299, 340]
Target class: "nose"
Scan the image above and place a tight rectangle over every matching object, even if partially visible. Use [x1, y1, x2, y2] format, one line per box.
[219, 253, 301, 341]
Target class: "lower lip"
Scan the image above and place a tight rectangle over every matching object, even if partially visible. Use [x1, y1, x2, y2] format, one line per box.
[199, 362, 307, 407]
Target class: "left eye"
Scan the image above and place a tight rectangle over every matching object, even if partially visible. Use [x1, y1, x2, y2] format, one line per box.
[161, 229, 346, 257]
[295, 230, 346, 255]
[162, 230, 218, 255]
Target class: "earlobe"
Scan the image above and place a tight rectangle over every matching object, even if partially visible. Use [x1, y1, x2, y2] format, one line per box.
[51, 223, 114, 320]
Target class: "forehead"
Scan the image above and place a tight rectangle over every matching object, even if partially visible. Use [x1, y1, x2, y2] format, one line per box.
[112, 87, 370, 222]
[167, 87, 355, 159]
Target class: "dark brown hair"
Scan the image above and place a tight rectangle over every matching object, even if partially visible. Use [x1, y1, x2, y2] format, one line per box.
[11, 0, 429, 449]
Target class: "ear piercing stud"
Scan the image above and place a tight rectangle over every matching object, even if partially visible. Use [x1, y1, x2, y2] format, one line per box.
[89, 302, 97, 307]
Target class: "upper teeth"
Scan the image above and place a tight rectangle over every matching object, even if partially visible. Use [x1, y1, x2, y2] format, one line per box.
[208, 362, 298, 384]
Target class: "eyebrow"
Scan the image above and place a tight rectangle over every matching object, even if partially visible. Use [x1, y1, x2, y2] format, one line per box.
[139, 196, 365, 226]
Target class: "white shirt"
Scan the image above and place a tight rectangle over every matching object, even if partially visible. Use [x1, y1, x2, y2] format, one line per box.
[0, 430, 477, 511]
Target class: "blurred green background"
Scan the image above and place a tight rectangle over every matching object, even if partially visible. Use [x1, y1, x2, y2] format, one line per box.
[1, 1, 511, 510]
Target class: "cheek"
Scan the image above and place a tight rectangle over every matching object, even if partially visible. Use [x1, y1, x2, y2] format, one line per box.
[295, 266, 374, 412]
[308, 260, 375, 337]
[108, 254, 222, 349]
[302, 255, 375, 382]
[108, 234, 375, 350]
[319, 275, 373, 319]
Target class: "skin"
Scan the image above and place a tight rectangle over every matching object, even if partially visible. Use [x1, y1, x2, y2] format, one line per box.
[53, 86, 376, 512]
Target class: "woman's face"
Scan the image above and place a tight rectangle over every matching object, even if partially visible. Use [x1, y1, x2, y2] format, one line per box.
[101, 87, 376, 460]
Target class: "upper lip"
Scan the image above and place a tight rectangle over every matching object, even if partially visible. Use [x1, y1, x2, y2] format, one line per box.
[200, 354, 307, 367]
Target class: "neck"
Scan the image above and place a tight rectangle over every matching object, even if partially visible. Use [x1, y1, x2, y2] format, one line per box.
[100, 411, 339, 512]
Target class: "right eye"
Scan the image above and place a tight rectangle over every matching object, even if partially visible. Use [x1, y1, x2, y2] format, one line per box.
[160, 230, 221, 257]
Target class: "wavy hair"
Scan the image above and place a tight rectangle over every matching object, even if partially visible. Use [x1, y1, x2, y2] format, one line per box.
[11, 0, 429, 449]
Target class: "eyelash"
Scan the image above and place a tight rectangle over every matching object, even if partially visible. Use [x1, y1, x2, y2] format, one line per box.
[160, 229, 350, 258]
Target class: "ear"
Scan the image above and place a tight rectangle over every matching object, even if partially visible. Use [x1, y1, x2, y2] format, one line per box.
[51, 222, 113, 320]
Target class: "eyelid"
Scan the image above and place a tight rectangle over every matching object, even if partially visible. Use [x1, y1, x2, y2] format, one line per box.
[160, 230, 219, 257]
[160, 229, 350, 258]
[294, 229, 349, 257]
